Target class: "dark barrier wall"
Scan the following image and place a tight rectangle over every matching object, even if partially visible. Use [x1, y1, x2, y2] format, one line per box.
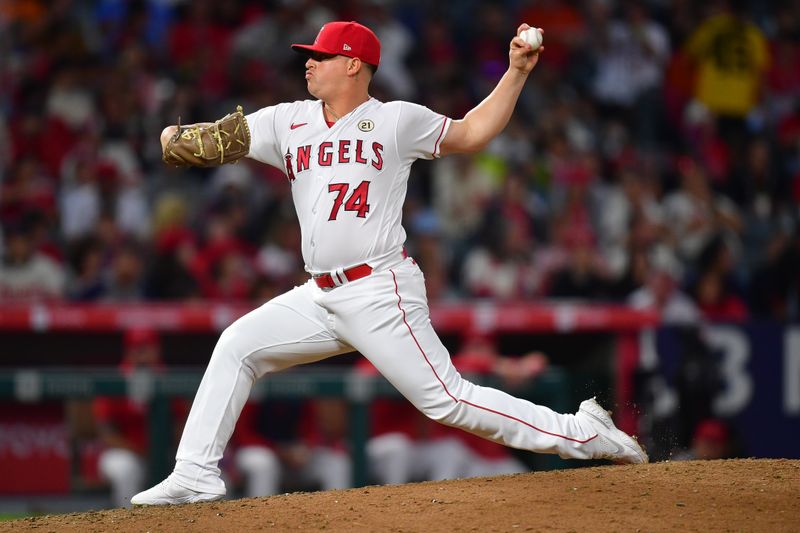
[639, 323, 800, 459]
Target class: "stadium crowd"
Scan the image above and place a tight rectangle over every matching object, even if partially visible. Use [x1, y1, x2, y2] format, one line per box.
[5, 0, 788, 505]
[1, 0, 799, 321]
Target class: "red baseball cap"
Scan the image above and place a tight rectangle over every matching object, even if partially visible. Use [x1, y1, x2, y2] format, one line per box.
[292, 21, 381, 68]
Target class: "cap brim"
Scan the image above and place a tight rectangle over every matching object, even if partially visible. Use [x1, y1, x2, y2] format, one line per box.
[291, 43, 331, 56]
[291, 43, 379, 69]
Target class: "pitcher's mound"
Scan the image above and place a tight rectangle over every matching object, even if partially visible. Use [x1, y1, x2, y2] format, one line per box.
[3, 459, 799, 532]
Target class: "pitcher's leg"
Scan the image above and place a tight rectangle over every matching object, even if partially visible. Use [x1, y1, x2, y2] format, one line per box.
[172, 282, 352, 494]
[333, 263, 597, 460]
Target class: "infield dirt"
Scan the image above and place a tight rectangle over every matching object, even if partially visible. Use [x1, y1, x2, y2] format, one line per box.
[2, 458, 798, 532]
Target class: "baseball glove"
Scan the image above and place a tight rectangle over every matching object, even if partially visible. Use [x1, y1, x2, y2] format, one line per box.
[163, 105, 250, 167]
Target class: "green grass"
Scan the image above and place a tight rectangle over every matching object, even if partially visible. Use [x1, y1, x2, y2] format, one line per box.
[0, 512, 40, 521]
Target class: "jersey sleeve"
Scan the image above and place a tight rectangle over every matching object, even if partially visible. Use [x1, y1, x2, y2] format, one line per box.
[245, 105, 284, 169]
[396, 101, 451, 160]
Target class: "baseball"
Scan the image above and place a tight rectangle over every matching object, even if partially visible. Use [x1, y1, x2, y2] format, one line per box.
[520, 27, 543, 50]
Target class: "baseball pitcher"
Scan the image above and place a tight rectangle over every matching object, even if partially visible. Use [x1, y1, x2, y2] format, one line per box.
[133, 20, 647, 506]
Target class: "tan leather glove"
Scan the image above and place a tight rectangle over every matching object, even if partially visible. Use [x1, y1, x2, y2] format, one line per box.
[162, 106, 251, 167]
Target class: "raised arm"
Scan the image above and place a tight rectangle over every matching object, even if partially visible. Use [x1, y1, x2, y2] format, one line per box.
[439, 24, 543, 156]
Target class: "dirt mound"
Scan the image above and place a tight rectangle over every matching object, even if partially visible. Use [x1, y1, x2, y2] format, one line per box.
[3, 459, 798, 532]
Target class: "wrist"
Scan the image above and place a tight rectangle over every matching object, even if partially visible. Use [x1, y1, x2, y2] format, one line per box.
[506, 66, 531, 85]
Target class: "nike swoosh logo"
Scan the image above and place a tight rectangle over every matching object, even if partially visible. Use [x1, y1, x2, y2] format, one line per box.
[290, 122, 308, 130]
[582, 410, 628, 458]
[603, 438, 627, 458]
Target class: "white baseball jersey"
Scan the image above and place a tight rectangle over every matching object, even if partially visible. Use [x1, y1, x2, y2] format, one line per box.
[245, 98, 449, 273]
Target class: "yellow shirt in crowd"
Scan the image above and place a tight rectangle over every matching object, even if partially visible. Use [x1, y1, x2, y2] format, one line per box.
[686, 13, 770, 117]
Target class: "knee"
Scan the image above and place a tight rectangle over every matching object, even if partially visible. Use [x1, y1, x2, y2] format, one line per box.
[418, 400, 462, 426]
[409, 380, 468, 426]
[210, 321, 259, 372]
[216, 323, 244, 355]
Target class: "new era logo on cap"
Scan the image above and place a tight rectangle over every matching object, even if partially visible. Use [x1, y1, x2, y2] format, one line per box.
[291, 21, 381, 68]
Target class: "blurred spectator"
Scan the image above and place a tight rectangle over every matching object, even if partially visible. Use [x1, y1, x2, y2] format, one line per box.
[547, 231, 611, 300]
[663, 156, 742, 267]
[684, 0, 770, 150]
[59, 158, 103, 242]
[683, 99, 734, 186]
[692, 270, 747, 321]
[253, 215, 304, 302]
[596, 165, 666, 280]
[673, 418, 736, 460]
[231, 398, 351, 497]
[405, 207, 457, 302]
[765, 4, 800, 127]
[145, 194, 202, 300]
[366, 2, 416, 100]
[0, 0, 795, 317]
[365, 400, 457, 485]
[731, 137, 793, 273]
[545, 138, 598, 243]
[517, 0, 586, 73]
[65, 235, 107, 301]
[113, 171, 151, 241]
[689, 235, 748, 322]
[0, 218, 65, 300]
[431, 153, 501, 245]
[104, 239, 147, 301]
[410, 17, 458, 89]
[748, 230, 800, 320]
[462, 177, 541, 299]
[452, 334, 549, 396]
[0, 156, 56, 226]
[588, 1, 670, 148]
[167, 1, 235, 103]
[470, 2, 513, 89]
[466, 170, 541, 297]
[628, 246, 701, 325]
[146, 226, 201, 300]
[45, 66, 95, 130]
[192, 198, 256, 300]
[92, 328, 187, 508]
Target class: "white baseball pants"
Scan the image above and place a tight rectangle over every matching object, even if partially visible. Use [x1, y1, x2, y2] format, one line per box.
[172, 257, 597, 494]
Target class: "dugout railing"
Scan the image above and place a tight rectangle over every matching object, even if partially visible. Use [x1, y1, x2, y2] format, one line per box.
[0, 301, 659, 494]
[0, 366, 572, 488]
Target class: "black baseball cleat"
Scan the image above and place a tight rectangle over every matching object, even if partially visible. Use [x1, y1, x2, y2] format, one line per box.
[576, 397, 649, 464]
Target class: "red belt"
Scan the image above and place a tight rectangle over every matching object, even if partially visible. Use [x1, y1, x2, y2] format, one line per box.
[313, 263, 373, 289]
